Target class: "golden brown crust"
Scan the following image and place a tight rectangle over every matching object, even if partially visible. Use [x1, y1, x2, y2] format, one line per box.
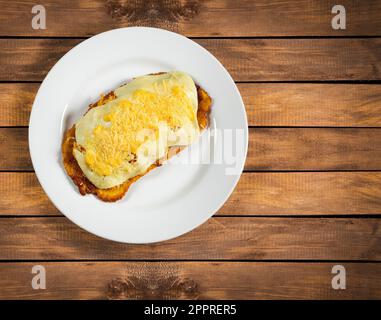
[196, 85, 212, 130]
[62, 76, 213, 202]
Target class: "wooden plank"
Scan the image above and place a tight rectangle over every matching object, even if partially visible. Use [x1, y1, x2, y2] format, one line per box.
[3, 127, 381, 171]
[0, 83, 39, 126]
[2, 0, 381, 37]
[1, 172, 381, 216]
[0, 262, 380, 299]
[1, 39, 381, 81]
[0, 39, 79, 82]
[0, 217, 379, 260]
[0, 173, 57, 215]
[248, 128, 381, 171]
[223, 172, 381, 215]
[0, 128, 30, 171]
[241, 84, 381, 127]
[2, 83, 381, 127]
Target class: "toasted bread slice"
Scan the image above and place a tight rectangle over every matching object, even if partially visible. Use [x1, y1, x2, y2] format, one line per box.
[62, 78, 212, 202]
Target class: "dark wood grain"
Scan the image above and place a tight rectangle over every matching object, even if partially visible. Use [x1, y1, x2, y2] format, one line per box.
[0, 262, 380, 299]
[0, 128, 30, 171]
[3, 127, 381, 171]
[241, 84, 381, 127]
[248, 128, 381, 171]
[2, 0, 381, 37]
[0, 173, 57, 215]
[223, 172, 381, 215]
[1, 172, 381, 216]
[1, 39, 381, 81]
[0, 217, 379, 260]
[0, 83, 38, 126]
[2, 83, 381, 127]
[0, 39, 79, 82]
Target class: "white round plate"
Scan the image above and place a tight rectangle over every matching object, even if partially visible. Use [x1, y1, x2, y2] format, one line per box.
[29, 27, 248, 243]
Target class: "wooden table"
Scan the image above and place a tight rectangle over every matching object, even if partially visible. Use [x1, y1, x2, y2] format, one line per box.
[0, 0, 380, 300]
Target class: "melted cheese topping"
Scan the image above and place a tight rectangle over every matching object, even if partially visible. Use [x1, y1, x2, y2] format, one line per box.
[73, 71, 200, 189]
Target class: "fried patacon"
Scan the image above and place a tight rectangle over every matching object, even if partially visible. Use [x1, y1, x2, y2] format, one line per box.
[62, 78, 212, 202]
